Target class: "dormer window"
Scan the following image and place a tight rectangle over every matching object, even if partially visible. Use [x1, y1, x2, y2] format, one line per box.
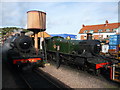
[98, 29, 103, 33]
[89, 30, 94, 33]
[106, 29, 110, 32]
[113, 28, 118, 32]
[84, 36, 87, 39]
[84, 30, 88, 33]
[107, 35, 110, 37]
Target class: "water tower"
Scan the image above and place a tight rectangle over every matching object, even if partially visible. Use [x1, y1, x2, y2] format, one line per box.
[27, 10, 46, 52]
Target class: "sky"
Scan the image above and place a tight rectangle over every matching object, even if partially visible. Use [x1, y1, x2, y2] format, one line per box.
[1, 1, 120, 35]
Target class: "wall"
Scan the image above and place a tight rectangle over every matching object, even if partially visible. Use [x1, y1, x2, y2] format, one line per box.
[79, 32, 116, 40]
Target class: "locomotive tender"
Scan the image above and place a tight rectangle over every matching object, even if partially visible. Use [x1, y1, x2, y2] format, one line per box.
[4, 31, 44, 70]
[44, 33, 119, 76]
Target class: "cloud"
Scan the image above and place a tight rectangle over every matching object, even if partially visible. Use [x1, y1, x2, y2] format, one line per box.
[2, 2, 31, 28]
[119, 1, 120, 22]
[0, 3, 2, 27]
[46, 2, 118, 34]
[1, 2, 118, 35]
[1, 0, 120, 2]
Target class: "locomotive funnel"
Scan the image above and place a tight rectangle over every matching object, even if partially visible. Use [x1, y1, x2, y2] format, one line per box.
[21, 31, 25, 36]
[87, 33, 92, 40]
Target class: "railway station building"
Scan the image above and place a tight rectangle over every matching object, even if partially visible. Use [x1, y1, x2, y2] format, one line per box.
[79, 20, 120, 42]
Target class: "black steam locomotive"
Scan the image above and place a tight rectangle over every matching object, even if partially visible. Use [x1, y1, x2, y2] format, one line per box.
[3, 31, 44, 70]
[44, 33, 119, 76]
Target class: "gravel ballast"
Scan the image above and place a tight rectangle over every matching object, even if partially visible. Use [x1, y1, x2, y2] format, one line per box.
[39, 62, 120, 88]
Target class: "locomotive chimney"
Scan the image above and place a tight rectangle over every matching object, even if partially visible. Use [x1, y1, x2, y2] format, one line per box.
[21, 31, 25, 36]
[87, 33, 92, 40]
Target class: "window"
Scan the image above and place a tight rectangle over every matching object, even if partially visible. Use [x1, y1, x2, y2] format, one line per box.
[98, 29, 103, 33]
[106, 29, 110, 32]
[107, 35, 109, 37]
[113, 28, 118, 32]
[89, 30, 94, 33]
[84, 30, 88, 33]
[84, 36, 87, 39]
[99, 35, 102, 38]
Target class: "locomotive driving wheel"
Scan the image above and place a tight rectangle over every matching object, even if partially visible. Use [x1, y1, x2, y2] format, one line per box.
[51, 53, 56, 62]
[82, 58, 88, 71]
[83, 63, 88, 71]
[47, 53, 53, 61]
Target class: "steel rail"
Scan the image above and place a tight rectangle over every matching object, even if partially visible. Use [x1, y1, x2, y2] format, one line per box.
[16, 68, 70, 89]
[33, 69, 60, 88]
[33, 68, 72, 89]
[18, 72, 33, 89]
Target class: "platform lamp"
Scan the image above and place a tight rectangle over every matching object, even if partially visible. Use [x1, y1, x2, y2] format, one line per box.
[27, 10, 46, 55]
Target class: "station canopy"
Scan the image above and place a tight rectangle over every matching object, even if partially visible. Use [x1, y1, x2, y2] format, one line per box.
[31, 32, 51, 38]
[50, 34, 77, 39]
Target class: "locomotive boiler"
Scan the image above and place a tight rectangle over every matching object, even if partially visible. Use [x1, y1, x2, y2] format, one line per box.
[44, 33, 114, 75]
[3, 31, 44, 70]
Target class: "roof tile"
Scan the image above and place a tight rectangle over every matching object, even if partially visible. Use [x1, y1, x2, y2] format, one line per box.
[79, 23, 120, 34]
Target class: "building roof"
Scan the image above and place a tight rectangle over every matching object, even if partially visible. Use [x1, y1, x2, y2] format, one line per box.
[79, 21, 120, 34]
[25, 31, 33, 36]
[31, 32, 51, 38]
[50, 34, 77, 39]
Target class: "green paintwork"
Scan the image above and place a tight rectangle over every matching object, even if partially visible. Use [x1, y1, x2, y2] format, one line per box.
[45, 36, 80, 54]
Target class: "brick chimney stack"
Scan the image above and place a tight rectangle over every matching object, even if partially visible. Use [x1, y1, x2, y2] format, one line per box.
[82, 24, 85, 27]
[105, 20, 108, 26]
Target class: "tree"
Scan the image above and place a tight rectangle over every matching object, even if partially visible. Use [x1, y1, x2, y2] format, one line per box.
[22, 29, 29, 33]
[1, 27, 19, 36]
[1, 27, 30, 38]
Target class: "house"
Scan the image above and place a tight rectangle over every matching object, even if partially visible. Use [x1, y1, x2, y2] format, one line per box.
[79, 20, 120, 42]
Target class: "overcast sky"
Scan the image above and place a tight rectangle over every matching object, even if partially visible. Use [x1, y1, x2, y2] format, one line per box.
[1, 1, 120, 35]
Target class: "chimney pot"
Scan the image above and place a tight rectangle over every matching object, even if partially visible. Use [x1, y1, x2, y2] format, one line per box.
[82, 24, 85, 27]
[106, 20, 108, 24]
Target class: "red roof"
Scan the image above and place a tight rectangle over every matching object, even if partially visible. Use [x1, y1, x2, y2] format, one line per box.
[79, 22, 120, 34]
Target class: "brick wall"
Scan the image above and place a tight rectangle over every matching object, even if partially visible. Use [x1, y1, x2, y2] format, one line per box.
[80, 35, 103, 40]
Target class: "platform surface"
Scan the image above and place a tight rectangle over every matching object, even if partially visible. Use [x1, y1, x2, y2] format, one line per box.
[39, 62, 120, 88]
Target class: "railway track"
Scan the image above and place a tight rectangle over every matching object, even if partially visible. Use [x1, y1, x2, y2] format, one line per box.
[18, 68, 72, 89]
[3, 61, 71, 89]
[2, 48, 71, 89]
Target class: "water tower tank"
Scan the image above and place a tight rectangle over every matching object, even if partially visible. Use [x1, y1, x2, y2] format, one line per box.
[27, 10, 46, 32]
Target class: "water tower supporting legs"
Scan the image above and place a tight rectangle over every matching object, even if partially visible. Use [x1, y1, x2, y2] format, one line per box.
[34, 32, 38, 54]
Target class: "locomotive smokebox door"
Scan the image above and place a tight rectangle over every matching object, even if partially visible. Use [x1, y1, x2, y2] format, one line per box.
[21, 31, 25, 36]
